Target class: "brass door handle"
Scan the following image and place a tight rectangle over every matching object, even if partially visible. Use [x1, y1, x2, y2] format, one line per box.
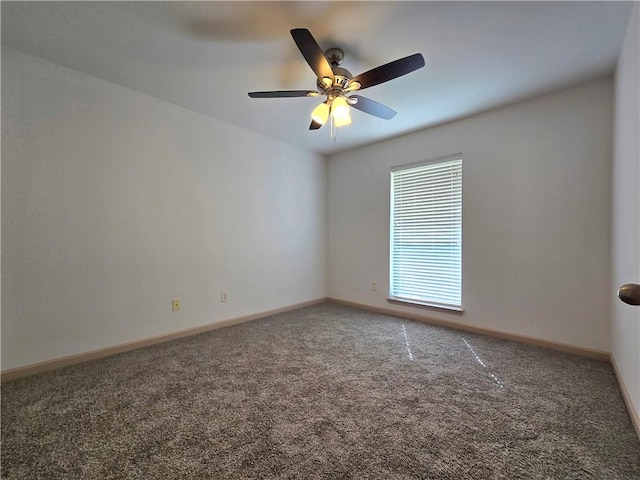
[618, 283, 640, 306]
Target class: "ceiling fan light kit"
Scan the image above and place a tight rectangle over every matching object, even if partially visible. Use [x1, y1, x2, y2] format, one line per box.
[248, 28, 425, 141]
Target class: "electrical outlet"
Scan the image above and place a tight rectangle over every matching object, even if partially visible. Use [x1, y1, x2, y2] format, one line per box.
[172, 298, 181, 311]
[371, 282, 377, 292]
[220, 291, 228, 303]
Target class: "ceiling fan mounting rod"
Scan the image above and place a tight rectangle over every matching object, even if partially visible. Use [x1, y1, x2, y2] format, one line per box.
[324, 47, 345, 67]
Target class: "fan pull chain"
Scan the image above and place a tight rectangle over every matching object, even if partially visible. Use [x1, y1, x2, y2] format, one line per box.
[330, 115, 336, 142]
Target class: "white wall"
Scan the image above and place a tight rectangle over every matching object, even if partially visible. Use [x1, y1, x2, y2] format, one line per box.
[328, 78, 613, 352]
[1, 46, 327, 371]
[612, 4, 640, 425]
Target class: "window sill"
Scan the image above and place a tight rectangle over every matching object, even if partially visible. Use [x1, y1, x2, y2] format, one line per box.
[387, 296, 465, 313]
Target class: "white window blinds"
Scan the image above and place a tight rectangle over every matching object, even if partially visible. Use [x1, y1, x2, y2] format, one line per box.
[390, 154, 462, 310]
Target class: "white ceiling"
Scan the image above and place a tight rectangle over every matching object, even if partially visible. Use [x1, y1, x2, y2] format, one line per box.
[1, 1, 634, 155]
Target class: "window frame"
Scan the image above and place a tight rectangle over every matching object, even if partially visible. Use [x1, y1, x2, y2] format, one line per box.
[388, 153, 463, 312]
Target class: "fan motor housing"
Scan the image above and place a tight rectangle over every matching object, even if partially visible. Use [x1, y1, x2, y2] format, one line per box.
[331, 66, 352, 89]
[316, 47, 353, 91]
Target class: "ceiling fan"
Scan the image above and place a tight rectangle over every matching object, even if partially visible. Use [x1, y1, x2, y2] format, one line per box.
[248, 28, 425, 134]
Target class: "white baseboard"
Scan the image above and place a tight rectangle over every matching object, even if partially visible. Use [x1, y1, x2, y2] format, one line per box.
[1, 298, 326, 382]
[611, 354, 640, 440]
[327, 297, 611, 361]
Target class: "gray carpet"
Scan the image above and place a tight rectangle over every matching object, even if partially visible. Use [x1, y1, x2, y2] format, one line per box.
[2, 303, 639, 479]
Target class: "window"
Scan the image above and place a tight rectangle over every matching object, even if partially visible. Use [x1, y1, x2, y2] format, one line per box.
[390, 154, 462, 310]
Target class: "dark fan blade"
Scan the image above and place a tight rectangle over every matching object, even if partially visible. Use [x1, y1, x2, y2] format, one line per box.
[349, 95, 397, 120]
[248, 90, 318, 98]
[309, 119, 324, 130]
[351, 53, 425, 90]
[290, 28, 334, 82]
